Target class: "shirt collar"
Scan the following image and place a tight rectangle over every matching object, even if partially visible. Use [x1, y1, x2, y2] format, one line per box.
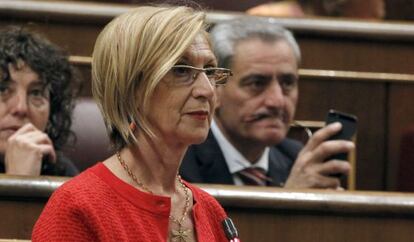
[211, 120, 269, 174]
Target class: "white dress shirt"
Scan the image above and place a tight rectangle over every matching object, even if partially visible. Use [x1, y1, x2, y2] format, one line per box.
[211, 120, 270, 186]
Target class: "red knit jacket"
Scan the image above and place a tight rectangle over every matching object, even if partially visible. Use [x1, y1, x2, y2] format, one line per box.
[32, 163, 229, 242]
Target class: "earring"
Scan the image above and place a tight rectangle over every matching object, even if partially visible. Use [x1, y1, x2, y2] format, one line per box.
[129, 122, 137, 132]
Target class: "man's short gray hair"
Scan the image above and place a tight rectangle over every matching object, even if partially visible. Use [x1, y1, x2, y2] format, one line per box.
[210, 17, 301, 69]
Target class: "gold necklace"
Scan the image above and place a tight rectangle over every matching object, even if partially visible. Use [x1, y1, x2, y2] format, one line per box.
[169, 175, 191, 242]
[116, 151, 191, 242]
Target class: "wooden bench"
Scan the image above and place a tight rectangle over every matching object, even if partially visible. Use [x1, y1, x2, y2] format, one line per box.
[1, 0, 414, 73]
[1, 175, 414, 241]
[298, 69, 414, 191]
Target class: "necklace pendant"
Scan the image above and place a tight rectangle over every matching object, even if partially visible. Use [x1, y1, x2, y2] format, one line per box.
[171, 226, 190, 242]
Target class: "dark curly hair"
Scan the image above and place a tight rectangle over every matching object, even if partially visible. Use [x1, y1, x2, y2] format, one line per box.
[0, 26, 79, 150]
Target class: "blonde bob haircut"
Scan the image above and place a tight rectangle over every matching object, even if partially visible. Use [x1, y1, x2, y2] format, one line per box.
[92, 5, 207, 149]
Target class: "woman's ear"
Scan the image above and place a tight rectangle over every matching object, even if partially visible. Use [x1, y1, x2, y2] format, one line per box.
[129, 122, 137, 132]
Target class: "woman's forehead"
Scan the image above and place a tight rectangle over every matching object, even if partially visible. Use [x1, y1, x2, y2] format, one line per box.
[180, 34, 216, 64]
[6, 61, 44, 85]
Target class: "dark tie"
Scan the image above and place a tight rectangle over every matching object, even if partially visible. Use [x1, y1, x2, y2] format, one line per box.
[237, 167, 272, 186]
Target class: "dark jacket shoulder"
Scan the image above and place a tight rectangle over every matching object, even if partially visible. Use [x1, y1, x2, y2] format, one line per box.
[180, 131, 303, 186]
[0, 152, 79, 176]
[267, 138, 303, 186]
[39, 152, 79, 176]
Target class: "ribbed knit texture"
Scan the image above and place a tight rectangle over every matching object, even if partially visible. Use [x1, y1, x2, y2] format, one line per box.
[32, 162, 229, 242]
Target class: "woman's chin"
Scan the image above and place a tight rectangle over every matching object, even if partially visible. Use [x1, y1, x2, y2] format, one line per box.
[183, 132, 209, 145]
[191, 137, 208, 145]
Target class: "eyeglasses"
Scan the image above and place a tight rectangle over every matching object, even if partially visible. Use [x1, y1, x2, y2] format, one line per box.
[169, 65, 232, 86]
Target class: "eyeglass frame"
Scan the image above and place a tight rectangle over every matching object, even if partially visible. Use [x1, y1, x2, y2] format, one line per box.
[168, 64, 233, 86]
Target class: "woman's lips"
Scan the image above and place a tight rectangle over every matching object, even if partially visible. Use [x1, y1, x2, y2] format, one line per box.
[1, 126, 20, 132]
[0, 127, 20, 138]
[187, 111, 209, 120]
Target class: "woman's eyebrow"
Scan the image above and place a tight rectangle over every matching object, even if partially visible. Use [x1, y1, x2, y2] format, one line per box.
[205, 58, 217, 66]
[1, 76, 15, 84]
[29, 80, 47, 87]
[177, 56, 190, 63]
[177, 51, 217, 66]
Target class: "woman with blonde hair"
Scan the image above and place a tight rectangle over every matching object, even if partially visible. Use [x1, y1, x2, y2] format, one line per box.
[33, 5, 233, 241]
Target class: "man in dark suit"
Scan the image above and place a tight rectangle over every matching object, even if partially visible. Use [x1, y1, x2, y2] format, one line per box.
[180, 17, 354, 189]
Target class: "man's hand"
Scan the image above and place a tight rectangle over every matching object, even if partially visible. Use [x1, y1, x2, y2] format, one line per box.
[5, 123, 56, 176]
[284, 122, 354, 189]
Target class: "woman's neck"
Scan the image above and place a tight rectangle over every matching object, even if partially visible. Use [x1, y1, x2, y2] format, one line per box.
[118, 133, 187, 195]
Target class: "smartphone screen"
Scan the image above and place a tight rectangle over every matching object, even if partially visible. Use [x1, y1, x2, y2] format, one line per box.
[325, 109, 357, 161]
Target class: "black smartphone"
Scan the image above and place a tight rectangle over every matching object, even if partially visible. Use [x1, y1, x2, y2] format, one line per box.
[325, 109, 358, 161]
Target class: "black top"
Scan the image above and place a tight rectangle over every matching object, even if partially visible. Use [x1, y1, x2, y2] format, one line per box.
[0, 151, 79, 176]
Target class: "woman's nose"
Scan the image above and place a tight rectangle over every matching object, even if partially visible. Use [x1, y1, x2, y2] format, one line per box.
[9, 92, 29, 117]
[192, 72, 215, 100]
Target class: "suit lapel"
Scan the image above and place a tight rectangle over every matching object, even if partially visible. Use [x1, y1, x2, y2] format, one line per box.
[267, 144, 297, 187]
[193, 131, 234, 184]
